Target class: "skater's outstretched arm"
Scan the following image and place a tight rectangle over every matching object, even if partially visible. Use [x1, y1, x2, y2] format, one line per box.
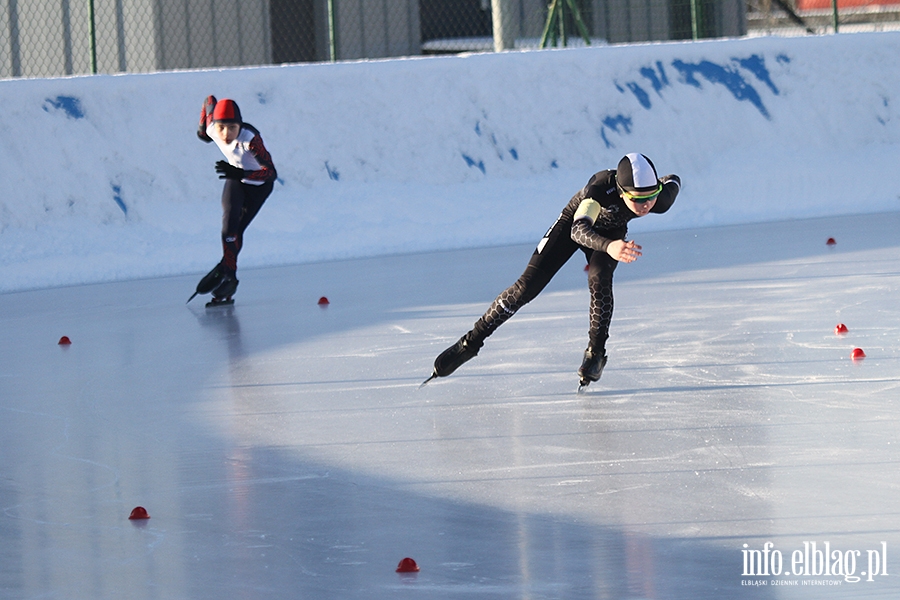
[570, 199, 614, 252]
[571, 198, 642, 262]
[197, 95, 216, 143]
[650, 174, 680, 214]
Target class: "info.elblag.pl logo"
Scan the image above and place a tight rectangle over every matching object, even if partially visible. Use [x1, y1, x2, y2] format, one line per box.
[742, 542, 888, 583]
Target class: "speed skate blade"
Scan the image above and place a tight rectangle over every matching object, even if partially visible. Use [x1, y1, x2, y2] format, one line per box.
[205, 298, 235, 308]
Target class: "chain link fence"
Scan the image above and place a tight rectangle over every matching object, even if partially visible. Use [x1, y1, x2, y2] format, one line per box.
[2, 0, 899, 79]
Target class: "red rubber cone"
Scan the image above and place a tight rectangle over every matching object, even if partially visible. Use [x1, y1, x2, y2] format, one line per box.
[834, 323, 848, 335]
[317, 296, 329, 306]
[826, 237, 836, 246]
[58, 336, 71, 345]
[850, 348, 866, 361]
[128, 506, 150, 520]
[584, 264, 589, 272]
[396, 557, 420, 573]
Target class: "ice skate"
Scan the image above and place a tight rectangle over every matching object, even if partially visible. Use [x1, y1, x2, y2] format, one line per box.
[205, 296, 235, 308]
[205, 275, 239, 308]
[187, 262, 227, 303]
[420, 334, 483, 387]
[577, 348, 607, 391]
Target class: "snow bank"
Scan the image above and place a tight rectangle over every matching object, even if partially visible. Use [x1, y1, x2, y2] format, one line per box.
[1, 32, 899, 292]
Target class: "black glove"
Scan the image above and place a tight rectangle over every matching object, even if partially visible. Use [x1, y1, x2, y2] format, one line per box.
[215, 160, 246, 180]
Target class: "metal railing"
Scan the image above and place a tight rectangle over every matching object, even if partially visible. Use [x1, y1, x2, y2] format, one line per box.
[1, 0, 898, 79]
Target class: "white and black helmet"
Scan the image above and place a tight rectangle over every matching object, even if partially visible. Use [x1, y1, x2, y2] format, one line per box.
[616, 153, 660, 196]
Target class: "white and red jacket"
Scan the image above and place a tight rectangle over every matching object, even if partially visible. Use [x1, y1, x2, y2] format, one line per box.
[198, 99, 276, 186]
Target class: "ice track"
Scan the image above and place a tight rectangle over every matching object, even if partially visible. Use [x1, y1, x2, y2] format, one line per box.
[2, 212, 900, 599]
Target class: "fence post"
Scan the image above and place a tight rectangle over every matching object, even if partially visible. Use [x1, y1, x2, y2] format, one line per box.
[690, 0, 700, 39]
[327, 0, 337, 61]
[492, 0, 516, 51]
[832, 0, 839, 32]
[88, 0, 98, 73]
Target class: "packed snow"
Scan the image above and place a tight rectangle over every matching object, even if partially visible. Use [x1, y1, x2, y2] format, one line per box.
[1, 32, 899, 292]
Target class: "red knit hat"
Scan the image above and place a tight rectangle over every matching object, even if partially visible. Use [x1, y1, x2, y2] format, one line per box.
[212, 99, 242, 124]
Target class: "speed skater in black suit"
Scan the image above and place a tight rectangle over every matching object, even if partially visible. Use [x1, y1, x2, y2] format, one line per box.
[423, 153, 680, 389]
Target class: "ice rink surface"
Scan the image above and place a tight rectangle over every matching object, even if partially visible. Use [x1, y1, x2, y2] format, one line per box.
[2, 212, 900, 599]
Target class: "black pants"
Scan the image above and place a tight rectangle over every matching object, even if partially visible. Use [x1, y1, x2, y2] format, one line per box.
[470, 217, 620, 352]
[220, 179, 273, 273]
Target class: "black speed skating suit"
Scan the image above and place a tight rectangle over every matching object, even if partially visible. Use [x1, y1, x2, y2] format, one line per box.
[464, 168, 680, 359]
[198, 96, 277, 279]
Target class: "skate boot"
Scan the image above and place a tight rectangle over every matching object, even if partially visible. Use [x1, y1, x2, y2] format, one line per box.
[187, 261, 227, 303]
[206, 274, 239, 308]
[578, 347, 608, 388]
[421, 333, 484, 386]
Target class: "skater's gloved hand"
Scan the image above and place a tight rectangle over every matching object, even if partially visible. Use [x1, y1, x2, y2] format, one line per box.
[606, 239, 642, 263]
[215, 160, 246, 180]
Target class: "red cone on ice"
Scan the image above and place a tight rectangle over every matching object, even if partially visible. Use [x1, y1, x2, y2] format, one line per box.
[826, 237, 836, 246]
[396, 557, 420, 573]
[128, 506, 150, 520]
[58, 336, 71, 345]
[317, 296, 330, 306]
[834, 323, 848, 335]
[850, 348, 866, 361]
[584, 264, 589, 272]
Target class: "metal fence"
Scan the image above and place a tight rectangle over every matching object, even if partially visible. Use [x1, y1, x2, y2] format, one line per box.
[2, 0, 899, 79]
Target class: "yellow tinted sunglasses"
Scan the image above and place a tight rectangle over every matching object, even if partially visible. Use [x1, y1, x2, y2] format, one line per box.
[618, 182, 662, 203]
